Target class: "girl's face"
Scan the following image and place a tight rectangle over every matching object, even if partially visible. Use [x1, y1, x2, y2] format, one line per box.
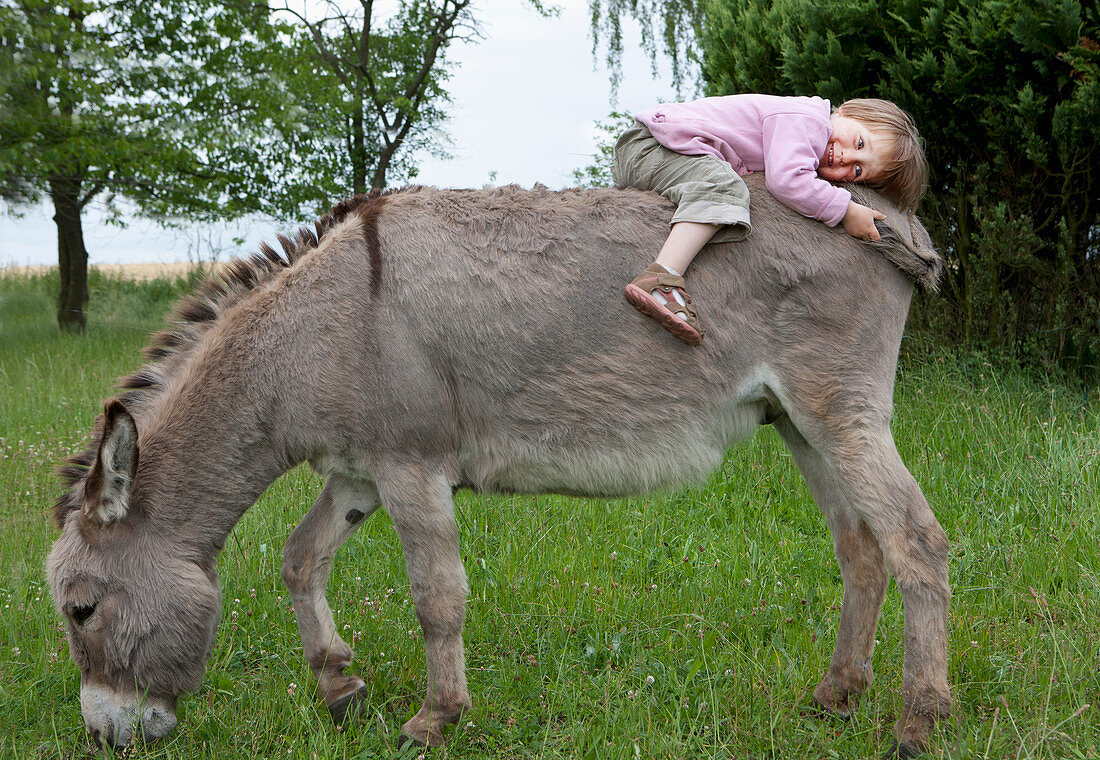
[818, 115, 889, 183]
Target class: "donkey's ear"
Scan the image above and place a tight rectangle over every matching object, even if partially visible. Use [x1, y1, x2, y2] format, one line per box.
[83, 400, 139, 527]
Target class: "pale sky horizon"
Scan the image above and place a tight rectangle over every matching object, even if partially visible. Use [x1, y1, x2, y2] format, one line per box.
[0, 1, 689, 267]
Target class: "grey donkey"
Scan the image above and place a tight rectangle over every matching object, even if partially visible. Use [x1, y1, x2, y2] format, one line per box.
[47, 175, 951, 758]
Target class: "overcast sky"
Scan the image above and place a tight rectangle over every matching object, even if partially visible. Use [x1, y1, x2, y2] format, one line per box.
[0, 1, 687, 267]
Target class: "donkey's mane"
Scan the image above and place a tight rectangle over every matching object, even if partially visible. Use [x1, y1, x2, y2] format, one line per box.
[51, 190, 399, 528]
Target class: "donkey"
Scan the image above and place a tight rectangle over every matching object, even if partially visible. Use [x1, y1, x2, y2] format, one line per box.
[47, 175, 951, 757]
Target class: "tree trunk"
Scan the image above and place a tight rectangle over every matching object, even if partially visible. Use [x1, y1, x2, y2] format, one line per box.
[50, 176, 89, 332]
[370, 153, 389, 191]
[351, 108, 368, 194]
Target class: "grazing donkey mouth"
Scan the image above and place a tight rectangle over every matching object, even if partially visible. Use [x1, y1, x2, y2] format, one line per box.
[81, 684, 177, 749]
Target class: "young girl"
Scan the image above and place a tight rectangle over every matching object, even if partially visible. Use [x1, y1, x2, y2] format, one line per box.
[615, 94, 927, 346]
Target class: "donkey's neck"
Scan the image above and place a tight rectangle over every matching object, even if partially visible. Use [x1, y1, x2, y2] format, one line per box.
[135, 318, 302, 558]
[123, 214, 369, 558]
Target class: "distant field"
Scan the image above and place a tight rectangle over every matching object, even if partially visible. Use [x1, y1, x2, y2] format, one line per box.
[2, 261, 214, 281]
[1, 272, 1097, 759]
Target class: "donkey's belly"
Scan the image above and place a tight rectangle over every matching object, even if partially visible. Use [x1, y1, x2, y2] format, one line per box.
[457, 400, 766, 497]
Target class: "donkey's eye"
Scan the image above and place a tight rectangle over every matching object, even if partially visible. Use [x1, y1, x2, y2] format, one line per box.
[70, 604, 97, 626]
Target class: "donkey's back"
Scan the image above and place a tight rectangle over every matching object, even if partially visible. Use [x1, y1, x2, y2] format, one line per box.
[294, 176, 935, 498]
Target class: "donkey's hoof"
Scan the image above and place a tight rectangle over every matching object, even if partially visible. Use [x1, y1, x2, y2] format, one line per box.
[811, 695, 852, 720]
[883, 739, 923, 759]
[326, 683, 370, 725]
[398, 699, 468, 748]
[399, 717, 450, 748]
[398, 731, 424, 749]
[399, 728, 446, 748]
[811, 688, 854, 720]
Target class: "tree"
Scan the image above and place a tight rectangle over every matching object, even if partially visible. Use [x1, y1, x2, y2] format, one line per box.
[0, 0, 285, 331]
[570, 111, 633, 187]
[271, 0, 466, 193]
[587, 0, 701, 99]
[268, 1, 555, 195]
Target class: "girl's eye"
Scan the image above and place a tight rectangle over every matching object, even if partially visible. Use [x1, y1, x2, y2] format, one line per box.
[854, 165, 863, 178]
[857, 137, 864, 150]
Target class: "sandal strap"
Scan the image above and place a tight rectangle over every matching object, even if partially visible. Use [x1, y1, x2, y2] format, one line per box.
[627, 263, 701, 323]
[665, 298, 698, 321]
[630, 263, 687, 292]
[654, 272, 686, 289]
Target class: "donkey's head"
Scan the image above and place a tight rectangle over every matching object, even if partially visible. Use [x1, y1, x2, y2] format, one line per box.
[47, 400, 222, 749]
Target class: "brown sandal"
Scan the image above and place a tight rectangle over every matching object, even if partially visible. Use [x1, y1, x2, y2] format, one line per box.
[623, 263, 705, 346]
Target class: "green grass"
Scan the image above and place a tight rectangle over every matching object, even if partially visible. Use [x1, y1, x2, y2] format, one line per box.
[1, 272, 1098, 759]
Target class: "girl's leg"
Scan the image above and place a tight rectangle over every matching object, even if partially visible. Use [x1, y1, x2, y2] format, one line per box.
[655, 221, 721, 275]
[612, 124, 747, 346]
[624, 221, 720, 346]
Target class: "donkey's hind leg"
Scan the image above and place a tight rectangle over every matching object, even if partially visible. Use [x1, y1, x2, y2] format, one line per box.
[281, 475, 379, 724]
[377, 462, 471, 748]
[773, 416, 888, 717]
[801, 417, 952, 756]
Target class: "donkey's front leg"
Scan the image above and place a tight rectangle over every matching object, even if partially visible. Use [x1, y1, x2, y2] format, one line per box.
[378, 463, 470, 747]
[281, 475, 379, 723]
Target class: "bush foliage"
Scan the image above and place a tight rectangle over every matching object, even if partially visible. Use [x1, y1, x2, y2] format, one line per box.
[699, 0, 1100, 379]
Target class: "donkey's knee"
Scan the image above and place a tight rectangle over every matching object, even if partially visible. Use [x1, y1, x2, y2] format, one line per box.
[829, 447, 948, 599]
[280, 541, 315, 593]
[410, 563, 469, 625]
[280, 525, 330, 595]
[835, 516, 888, 584]
[401, 510, 469, 634]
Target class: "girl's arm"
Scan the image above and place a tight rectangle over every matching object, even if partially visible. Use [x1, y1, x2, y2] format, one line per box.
[760, 115, 851, 226]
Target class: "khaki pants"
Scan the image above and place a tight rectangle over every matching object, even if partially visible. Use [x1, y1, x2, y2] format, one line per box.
[612, 122, 751, 244]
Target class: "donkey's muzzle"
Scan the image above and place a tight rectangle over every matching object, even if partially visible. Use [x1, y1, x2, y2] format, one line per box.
[81, 684, 177, 749]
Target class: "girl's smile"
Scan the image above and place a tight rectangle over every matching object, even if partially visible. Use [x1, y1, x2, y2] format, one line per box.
[818, 115, 888, 183]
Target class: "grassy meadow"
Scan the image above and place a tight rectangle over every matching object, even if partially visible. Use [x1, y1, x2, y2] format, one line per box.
[1, 270, 1097, 759]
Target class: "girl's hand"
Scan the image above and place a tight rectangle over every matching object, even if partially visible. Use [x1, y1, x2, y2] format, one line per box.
[842, 201, 885, 242]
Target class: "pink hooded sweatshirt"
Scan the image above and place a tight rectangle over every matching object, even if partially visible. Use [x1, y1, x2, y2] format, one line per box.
[635, 94, 851, 227]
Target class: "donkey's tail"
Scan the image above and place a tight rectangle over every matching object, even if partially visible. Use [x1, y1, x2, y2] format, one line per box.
[874, 212, 943, 292]
[848, 185, 943, 292]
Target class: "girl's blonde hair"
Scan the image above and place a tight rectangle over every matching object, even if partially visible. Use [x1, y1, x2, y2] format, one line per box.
[837, 98, 928, 211]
